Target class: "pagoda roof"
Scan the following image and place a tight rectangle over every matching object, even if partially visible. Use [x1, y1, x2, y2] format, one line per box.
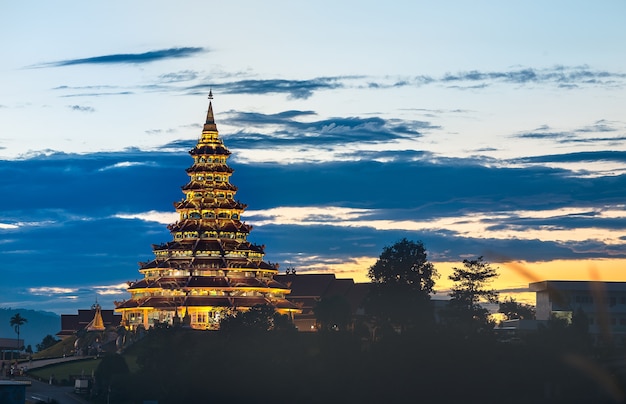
[167, 220, 201, 233]
[187, 276, 230, 287]
[186, 164, 234, 174]
[128, 275, 287, 291]
[116, 297, 177, 310]
[189, 145, 231, 156]
[184, 296, 231, 307]
[116, 295, 298, 310]
[193, 239, 224, 251]
[228, 277, 266, 288]
[271, 298, 301, 310]
[231, 296, 271, 308]
[267, 279, 290, 289]
[173, 199, 247, 210]
[221, 239, 263, 252]
[182, 182, 238, 192]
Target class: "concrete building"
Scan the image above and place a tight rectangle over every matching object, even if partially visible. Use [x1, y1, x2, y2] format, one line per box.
[530, 280, 626, 344]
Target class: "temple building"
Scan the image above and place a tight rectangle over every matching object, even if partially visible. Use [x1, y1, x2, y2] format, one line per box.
[57, 302, 121, 339]
[115, 93, 300, 330]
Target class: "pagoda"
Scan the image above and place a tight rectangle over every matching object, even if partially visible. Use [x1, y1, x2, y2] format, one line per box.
[115, 93, 299, 330]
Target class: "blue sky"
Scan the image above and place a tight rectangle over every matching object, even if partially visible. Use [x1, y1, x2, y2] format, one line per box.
[1, 1, 626, 314]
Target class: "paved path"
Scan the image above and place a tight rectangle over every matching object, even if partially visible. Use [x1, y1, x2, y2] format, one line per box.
[26, 356, 94, 370]
[1, 357, 95, 404]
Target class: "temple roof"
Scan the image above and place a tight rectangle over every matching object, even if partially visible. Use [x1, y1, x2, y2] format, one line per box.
[128, 275, 287, 291]
[186, 164, 234, 174]
[181, 181, 237, 191]
[116, 295, 299, 310]
[173, 199, 247, 211]
[86, 303, 106, 331]
[189, 145, 231, 156]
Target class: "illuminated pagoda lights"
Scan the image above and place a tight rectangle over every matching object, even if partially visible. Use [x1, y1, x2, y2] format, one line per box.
[115, 92, 300, 330]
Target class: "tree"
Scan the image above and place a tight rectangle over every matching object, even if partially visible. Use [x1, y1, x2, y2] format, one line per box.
[36, 335, 60, 352]
[314, 295, 352, 332]
[499, 297, 536, 320]
[94, 353, 130, 400]
[219, 304, 296, 334]
[366, 239, 439, 332]
[446, 256, 499, 333]
[9, 313, 27, 351]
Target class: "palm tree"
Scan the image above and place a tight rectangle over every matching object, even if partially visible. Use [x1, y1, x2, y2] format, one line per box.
[9, 313, 27, 352]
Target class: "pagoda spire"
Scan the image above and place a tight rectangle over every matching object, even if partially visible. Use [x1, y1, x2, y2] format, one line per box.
[86, 301, 106, 331]
[203, 90, 217, 132]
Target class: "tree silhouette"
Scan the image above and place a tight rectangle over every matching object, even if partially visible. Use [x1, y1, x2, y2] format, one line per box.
[219, 304, 296, 334]
[499, 297, 536, 320]
[366, 238, 438, 332]
[314, 294, 352, 332]
[9, 313, 27, 351]
[36, 335, 60, 352]
[446, 256, 499, 334]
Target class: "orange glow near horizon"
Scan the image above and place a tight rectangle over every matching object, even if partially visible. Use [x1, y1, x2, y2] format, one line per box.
[306, 257, 626, 306]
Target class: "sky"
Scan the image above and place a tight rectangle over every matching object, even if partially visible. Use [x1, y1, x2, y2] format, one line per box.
[1, 1, 626, 314]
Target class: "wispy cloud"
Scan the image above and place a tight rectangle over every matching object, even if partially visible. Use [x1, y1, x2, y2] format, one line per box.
[47, 65, 626, 101]
[98, 161, 153, 171]
[189, 77, 345, 99]
[67, 105, 95, 113]
[28, 287, 77, 295]
[159, 70, 199, 83]
[114, 210, 178, 224]
[93, 283, 129, 295]
[36, 47, 206, 68]
[439, 65, 626, 88]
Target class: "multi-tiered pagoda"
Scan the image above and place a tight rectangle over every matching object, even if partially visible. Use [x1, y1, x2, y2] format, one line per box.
[115, 94, 299, 330]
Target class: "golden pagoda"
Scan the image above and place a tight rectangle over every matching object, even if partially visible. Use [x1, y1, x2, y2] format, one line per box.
[86, 301, 106, 331]
[115, 93, 300, 330]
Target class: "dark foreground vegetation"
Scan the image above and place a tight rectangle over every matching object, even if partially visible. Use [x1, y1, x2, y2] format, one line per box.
[24, 239, 626, 403]
[90, 324, 626, 404]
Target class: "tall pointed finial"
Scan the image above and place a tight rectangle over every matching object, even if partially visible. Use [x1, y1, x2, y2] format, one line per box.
[203, 90, 218, 132]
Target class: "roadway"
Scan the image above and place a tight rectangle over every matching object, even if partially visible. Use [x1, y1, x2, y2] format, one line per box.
[2, 356, 94, 404]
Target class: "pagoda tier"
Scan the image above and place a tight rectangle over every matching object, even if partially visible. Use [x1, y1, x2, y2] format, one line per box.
[115, 94, 300, 330]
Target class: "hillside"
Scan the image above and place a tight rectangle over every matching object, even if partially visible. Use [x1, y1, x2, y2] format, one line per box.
[0, 308, 60, 350]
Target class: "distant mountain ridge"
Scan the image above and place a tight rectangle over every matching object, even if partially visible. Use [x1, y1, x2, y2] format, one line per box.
[0, 308, 60, 350]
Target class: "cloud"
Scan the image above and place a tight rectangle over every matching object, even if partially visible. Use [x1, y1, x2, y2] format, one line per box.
[358, 66, 626, 92]
[47, 65, 626, 102]
[28, 287, 77, 295]
[93, 283, 129, 295]
[439, 65, 626, 88]
[68, 105, 95, 112]
[159, 70, 199, 83]
[207, 111, 438, 163]
[1, 115, 626, 310]
[114, 210, 178, 225]
[38, 47, 206, 67]
[188, 77, 345, 99]
[98, 161, 154, 171]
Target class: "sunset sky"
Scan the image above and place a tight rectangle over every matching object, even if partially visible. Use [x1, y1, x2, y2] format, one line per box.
[1, 1, 626, 313]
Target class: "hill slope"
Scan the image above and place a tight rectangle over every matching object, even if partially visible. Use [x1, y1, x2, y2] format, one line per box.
[0, 308, 60, 350]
